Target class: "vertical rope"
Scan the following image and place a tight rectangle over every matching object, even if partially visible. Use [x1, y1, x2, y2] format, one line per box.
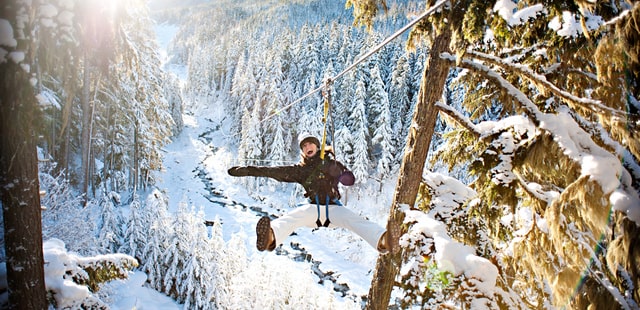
[320, 78, 332, 160]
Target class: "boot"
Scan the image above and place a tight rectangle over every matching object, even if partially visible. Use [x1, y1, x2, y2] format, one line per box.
[256, 216, 276, 251]
[377, 224, 400, 254]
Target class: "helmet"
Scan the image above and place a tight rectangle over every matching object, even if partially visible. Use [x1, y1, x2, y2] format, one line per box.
[298, 132, 320, 150]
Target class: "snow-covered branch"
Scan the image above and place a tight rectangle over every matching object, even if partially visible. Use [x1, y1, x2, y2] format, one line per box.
[465, 50, 628, 120]
[43, 239, 138, 308]
[435, 102, 482, 137]
[513, 170, 559, 204]
[440, 52, 543, 120]
[440, 52, 639, 225]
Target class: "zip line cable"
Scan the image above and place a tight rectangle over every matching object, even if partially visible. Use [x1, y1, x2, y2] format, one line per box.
[261, 0, 449, 124]
[235, 0, 448, 164]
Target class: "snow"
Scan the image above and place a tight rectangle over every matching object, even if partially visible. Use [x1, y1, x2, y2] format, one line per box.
[403, 206, 498, 298]
[40, 238, 176, 309]
[493, 0, 544, 27]
[0, 19, 17, 47]
[548, 10, 604, 38]
[104, 272, 180, 310]
[43, 239, 93, 307]
[493, 0, 604, 38]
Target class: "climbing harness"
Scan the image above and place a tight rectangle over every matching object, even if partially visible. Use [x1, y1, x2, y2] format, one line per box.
[314, 194, 343, 227]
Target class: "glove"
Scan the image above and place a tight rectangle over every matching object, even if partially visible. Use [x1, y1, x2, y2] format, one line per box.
[338, 171, 355, 186]
[228, 166, 250, 177]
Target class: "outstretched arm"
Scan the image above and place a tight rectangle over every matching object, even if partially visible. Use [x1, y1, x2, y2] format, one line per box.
[228, 165, 303, 183]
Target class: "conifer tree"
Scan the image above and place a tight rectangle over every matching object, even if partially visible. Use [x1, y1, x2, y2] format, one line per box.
[349, 79, 371, 184]
[177, 208, 217, 309]
[140, 190, 172, 292]
[163, 73, 184, 136]
[208, 219, 230, 307]
[120, 194, 146, 259]
[349, 0, 640, 308]
[237, 107, 253, 165]
[0, 1, 47, 306]
[337, 70, 357, 130]
[265, 59, 292, 189]
[247, 101, 264, 162]
[162, 202, 191, 299]
[97, 191, 124, 253]
[229, 56, 251, 143]
[40, 169, 93, 253]
[335, 126, 355, 168]
[389, 55, 412, 161]
[369, 65, 394, 179]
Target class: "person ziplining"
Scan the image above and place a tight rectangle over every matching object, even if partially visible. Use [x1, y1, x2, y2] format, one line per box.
[226, 0, 451, 254]
[228, 133, 398, 253]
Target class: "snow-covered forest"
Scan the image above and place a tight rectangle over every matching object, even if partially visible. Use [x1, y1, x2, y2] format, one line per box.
[1, 0, 639, 309]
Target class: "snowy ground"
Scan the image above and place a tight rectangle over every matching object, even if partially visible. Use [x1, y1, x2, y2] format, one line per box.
[102, 22, 394, 309]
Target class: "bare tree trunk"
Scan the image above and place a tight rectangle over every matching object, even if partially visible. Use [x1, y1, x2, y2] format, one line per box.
[366, 29, 452, 310]
[133, 115, 139, 193]
[0, 1, 47, 308]
[81, 49, 92, 204]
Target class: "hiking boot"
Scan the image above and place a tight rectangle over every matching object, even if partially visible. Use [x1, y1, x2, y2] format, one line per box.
[256, 216, 276, 252]
[377, 225, 400, 254]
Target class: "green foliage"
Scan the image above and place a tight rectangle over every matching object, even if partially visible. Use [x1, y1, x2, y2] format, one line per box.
[431, 127, 484, 172]
[345, 0, 387, 30]
[75, 256, 139, 292]
[461, 1, 491, 44]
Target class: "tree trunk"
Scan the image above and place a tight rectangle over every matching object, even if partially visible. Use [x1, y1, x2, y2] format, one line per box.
[81, 49, 92, 204]
[0, 2, 47, 308]
[133, 114, 139, 193]
[366, 29, 452, 310]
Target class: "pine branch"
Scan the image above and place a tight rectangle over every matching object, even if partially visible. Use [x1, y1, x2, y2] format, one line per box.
[435, 102, 481, 137]
[440, 52, 543, 121]
[465, 50, 630, 120]
[513, 170, 558, 204]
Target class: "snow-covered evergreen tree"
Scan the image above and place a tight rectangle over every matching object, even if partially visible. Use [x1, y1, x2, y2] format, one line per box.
[119, 194, 145, 259]
[349, 80, 370, 185]
[96, 191, 124, 254]
[335, 126, 355, 169]
[162, 72, 184, 136]
[40, 168, 96, 254]
[368, 65, 394, 179]
[389, 54, 412, 163]
[266, 58, 291, 171]
[161, 202, 191, 299]
[139, 189, 172, 291]
[207, 219, 229, 308]
[176, 208, 217, 309]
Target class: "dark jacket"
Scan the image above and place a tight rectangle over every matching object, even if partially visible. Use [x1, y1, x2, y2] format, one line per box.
[228, 153, 355, 205]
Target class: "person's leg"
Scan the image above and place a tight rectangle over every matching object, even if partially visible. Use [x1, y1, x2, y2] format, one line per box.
[270, 204, 320, 247]
[326, 205, 386, 250]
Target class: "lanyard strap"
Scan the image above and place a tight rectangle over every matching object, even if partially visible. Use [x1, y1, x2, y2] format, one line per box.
[314, 194, 332, 227]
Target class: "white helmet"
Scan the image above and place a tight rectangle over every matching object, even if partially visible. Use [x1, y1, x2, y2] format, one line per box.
[297, 132, 320, 150]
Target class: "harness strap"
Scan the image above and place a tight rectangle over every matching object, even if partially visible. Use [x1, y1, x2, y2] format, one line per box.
[314, 194, 332, 228]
